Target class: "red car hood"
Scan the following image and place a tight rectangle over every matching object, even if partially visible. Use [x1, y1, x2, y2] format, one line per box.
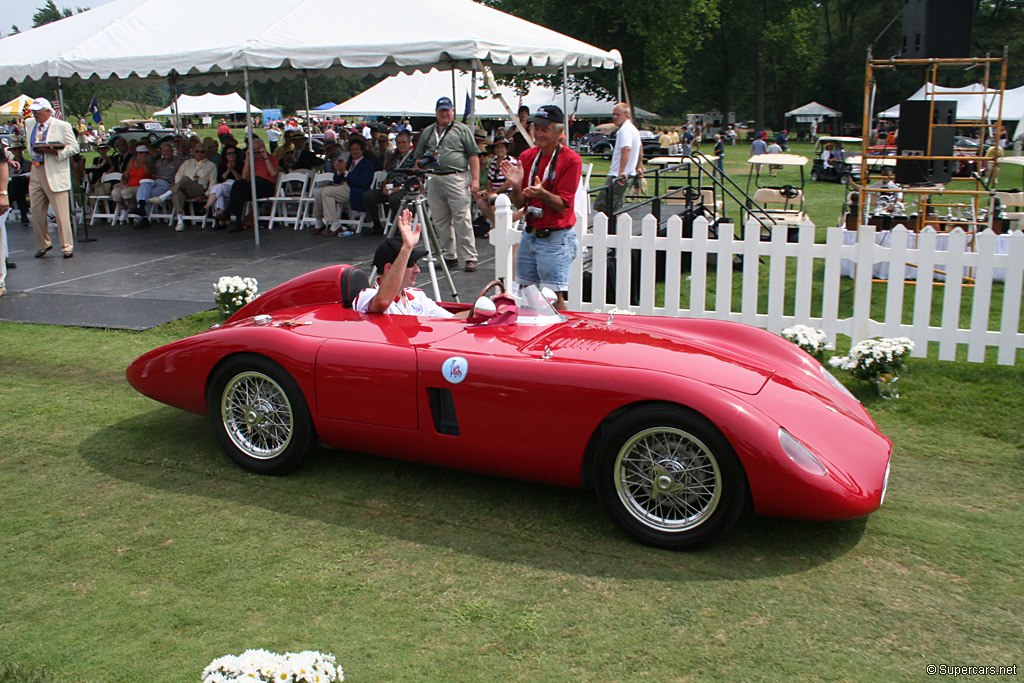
[520, 315, 775, 395]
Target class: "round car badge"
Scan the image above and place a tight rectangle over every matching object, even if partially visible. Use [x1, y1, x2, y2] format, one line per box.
[441, 356, 469, 384]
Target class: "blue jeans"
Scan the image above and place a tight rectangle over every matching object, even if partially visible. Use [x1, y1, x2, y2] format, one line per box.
[135, 179, 171, 216]
[516, 228, 578, 292]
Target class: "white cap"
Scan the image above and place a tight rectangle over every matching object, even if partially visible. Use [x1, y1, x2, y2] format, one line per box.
[135, 144, 149, 152]
[29, 97, 53, 111]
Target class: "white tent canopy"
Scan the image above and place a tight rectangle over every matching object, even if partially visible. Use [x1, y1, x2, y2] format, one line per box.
[878, 83, 1024, 121]
[154, 93, 262, 116]
[318, 69, 656, 120]
[785, 101, 842, 119]
[0, 0, 621, 85]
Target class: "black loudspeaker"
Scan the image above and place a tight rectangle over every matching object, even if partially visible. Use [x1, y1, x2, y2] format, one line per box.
[896, 100, 956, 185]
[900, 0, 974, 59]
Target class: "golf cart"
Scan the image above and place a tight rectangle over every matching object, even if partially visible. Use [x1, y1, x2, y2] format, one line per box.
[744, 153, 810, 240]
[810, 136, 862, 185]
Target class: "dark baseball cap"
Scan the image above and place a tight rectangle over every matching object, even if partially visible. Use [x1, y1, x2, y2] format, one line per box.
[435, 96, 454, 111]
[373, 236, 427, 272]
[530, 104, 564, 126]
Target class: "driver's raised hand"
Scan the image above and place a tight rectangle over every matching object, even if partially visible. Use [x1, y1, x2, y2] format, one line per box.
[396, 208, 421, 250]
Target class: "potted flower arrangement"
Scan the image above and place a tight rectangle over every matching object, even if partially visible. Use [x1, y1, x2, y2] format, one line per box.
[201, 649, 343, 682]
[780, 324, 833, 361]
[828, 336, 915, 399]
[214, 275, 259, 316]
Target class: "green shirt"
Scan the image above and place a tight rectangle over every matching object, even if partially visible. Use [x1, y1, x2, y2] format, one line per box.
[413, 121, 478, 174]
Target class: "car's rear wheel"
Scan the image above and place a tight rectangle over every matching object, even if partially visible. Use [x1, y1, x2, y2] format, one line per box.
[207, 355, 313, 475]
[839, 173, 851, 186]
[594, 405, 747, 549]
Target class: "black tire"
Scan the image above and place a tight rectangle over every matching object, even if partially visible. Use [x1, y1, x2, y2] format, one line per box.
[839, 173, 851, 186]
[810, 169, 821, 182]
[207, 355, 313, 475]
[593, 405, 747, 549]
[147, 133, 159, 145]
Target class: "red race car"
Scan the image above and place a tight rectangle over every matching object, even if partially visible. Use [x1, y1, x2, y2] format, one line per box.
[127, 265, 892, 549]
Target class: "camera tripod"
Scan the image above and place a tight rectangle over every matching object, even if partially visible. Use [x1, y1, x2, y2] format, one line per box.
[374, 173, 460, 303]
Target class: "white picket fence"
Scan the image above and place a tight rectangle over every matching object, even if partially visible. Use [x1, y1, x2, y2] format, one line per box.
[488, 198, 1024, 365]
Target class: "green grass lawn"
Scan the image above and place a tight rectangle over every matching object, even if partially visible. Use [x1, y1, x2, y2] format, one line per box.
[1, 311, 1023, 682]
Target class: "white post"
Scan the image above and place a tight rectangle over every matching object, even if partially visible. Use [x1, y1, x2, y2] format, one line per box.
[562, 63, 569, 135]
[244, 66, 259, 246]
[303, 73, 312, 153]
[489, 194, 516, 283]
[469, 66, 477, 134]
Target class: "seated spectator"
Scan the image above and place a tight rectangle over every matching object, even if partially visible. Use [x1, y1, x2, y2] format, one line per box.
[202, 137, 220, 165]
[6, 139, 31, 224]
[362, 129, 417, 234]
[311, 136, 374, 237]
[134, 142, 183, 219]
[821, 143, 834, 169]
[112, 144, 154, 222]
[225, 137, 279, 233]
[206, 146, 243, 224]
[320, 140, 345, 173]
[290, 134, 320, 171]
[110, 137, 132, 173]
[158, 143, 217, 231]
[473, 138, 522, 229]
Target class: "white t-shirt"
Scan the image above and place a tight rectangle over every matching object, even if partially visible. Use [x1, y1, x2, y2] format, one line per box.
[354, 284, 453, 318]
[609, 118, 642, 178]
[267, 128, 280, 143]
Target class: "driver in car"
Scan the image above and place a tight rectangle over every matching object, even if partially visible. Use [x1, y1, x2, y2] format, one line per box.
[355, 209, 467, 318]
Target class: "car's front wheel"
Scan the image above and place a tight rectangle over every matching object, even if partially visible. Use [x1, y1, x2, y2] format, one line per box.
[207, 355, 313, 475]
[810, 168, 821, 182]
[594, 405, 747, 549]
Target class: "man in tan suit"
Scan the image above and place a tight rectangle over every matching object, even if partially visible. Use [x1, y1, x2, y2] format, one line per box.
[27, 98, 79, 258]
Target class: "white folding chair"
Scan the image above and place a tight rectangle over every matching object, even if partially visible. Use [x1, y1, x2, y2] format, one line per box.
[296, 172, 335, 231]
[265, 172, 311, 230]
[353, 170, 388, 234]
[88, 172, 122, 225]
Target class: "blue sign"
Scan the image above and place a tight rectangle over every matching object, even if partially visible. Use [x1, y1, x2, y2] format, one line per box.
[262, 108, 283, 125]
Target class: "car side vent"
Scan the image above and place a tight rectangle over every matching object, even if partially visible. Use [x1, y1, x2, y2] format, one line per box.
[427, 387, 460, 436]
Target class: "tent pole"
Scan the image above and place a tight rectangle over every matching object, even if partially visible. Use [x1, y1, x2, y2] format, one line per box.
[562, 63, 569, 138]
[619, 65, 635, 122]
[476, 59, 532, 147]
[469, 65, 477, 134]
[244, 66, 259, 246]
[169, 74, 180, 134]
[451, 65, 457, 117]
[303, 72, 312, 152]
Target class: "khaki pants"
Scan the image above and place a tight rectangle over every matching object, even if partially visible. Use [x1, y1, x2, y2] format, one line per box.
[172, 177, 207, 215]
[30, 164, 74, 254]
[111, 183, 138, 210]
[428, 171, 476, 262]
[313, 184, 350, 223]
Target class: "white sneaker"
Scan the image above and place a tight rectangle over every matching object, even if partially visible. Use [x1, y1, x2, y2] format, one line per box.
[0, 286, 7, 298]
[174, 221, 185, 232]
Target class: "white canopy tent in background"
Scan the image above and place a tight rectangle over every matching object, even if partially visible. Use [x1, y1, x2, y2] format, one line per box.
[313, 69, 657, 120]
[785, 101, 842, 122]
[154, 93, 262, 117]
[878, 83, 1024, 134]
[0, 94, 35, 117]
[0, 0, 621, 246]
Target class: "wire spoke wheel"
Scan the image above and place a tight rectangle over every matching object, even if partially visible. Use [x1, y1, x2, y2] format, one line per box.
[595, 406, 746, 549]
[221, 371, 295, 459]
[614, 427, 722, 532]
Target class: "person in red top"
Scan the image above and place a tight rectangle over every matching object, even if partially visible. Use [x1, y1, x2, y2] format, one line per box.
[225, 137, 279, 232]
[501, 104, 581, 310]
[217, 119, 231, 137]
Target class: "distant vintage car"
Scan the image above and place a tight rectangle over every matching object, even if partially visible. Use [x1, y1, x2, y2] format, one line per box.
[586, 128, 663, 159]
[106, 119, 177, 149]
[127, 265, 893, 550]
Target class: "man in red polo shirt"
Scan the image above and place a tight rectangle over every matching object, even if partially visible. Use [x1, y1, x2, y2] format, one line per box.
[501, 104, 581, 311]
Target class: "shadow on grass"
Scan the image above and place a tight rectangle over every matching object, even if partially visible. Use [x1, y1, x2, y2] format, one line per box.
[81, 408, 868, 582]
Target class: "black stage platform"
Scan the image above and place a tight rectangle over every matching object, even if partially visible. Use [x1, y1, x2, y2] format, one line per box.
[0, 216, 499, 330]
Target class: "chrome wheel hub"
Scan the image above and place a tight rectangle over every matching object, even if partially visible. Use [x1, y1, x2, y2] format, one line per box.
[221, 371, 294, 460]
[614, 427, 722, 532]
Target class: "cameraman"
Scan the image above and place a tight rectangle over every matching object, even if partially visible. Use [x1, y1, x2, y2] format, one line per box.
[500, 105, 581, 311]
[413, 96, 480, 271]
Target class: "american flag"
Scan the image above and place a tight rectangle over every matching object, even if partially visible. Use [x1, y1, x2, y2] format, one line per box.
[52, 92, 63, 120]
